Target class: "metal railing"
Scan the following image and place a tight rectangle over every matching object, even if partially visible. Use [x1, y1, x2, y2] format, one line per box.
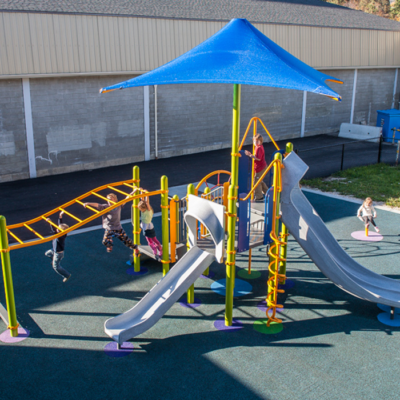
[293, 136, 395, 179]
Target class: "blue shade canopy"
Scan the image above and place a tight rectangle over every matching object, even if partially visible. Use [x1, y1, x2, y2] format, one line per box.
[100, 18, 342, 100]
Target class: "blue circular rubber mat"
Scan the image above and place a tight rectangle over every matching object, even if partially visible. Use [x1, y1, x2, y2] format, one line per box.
[377, 312, 400, 327]
[211, 279, 252, 297]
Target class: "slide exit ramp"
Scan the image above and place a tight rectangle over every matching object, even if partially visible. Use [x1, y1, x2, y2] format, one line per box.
[281, 152, 400, 309]
[104, 195, 225, 344]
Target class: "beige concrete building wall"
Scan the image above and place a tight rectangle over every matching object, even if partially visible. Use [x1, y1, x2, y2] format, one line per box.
[0, 12, 400, 78]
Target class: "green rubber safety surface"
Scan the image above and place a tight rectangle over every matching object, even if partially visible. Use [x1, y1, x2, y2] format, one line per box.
[253, 319, 283, 334]
[237, 268, 262, 280]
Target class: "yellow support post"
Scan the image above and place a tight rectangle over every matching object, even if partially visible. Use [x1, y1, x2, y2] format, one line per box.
[268, 153, 283, 305]
[132, 166, 141, 273]
[0, 216, 18, 337]
[169, 196, 178, 263]
[203, 186, 211, 277]
[161, 176, 170, 276]
[279, 143, 293, 282]
[186, 184, 195, 304]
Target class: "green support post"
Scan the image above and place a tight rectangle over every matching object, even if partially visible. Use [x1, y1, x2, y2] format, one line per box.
[279, 143, 293, 282]
[225, 83, 241, 326]
[268, 153, 283, 292]
[133, 166, 141, 273]
[0, 216, 18, 337]
[161, 176, 170, 276]
[186, 184, 195, 304]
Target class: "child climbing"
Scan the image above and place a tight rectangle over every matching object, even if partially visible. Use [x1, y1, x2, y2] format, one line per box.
[244, 133, 268, 201]
[135, 188, 163, 261]
[357, 197, 380, 233]
[83, 192, 139, 253]
[45, 211, 72, 282]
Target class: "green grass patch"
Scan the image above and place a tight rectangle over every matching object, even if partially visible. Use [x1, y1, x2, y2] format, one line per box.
[301, 163, 400, 208]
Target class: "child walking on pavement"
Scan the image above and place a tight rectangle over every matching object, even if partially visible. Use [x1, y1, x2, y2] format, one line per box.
[45, 211, 71, 282]
[245, 133, 268, 201]
[136, 189, 163, 261]
[84, 193, 138, 253]
[357, 197, 380, 233]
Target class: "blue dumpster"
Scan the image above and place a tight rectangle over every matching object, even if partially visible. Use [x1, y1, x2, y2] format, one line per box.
[376, 109, 400, 143]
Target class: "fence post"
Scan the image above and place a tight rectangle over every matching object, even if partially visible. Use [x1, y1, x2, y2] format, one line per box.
[340, 144, 345, 170]
[378, 135, 382, 164]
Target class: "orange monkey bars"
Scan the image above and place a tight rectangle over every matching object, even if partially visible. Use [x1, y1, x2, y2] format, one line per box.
[5, 180, 165, 252]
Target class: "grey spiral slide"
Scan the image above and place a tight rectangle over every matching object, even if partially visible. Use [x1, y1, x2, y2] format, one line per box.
[281, 152, 400, 308]
[104, 195, 225, 344]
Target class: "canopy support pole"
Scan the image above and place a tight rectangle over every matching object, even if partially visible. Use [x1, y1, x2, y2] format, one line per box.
[225, 83, 241, 326]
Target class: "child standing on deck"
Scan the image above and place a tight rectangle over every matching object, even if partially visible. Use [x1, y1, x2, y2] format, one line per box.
[357, 197, 380, 233]
[135, 189, 162, 261]
[84, 193, 138, 253]
[245, 133, 268, 201]
[45, 211, 71, 282]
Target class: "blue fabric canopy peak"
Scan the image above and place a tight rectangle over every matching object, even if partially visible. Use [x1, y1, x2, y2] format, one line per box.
[100, 18, 342, 100]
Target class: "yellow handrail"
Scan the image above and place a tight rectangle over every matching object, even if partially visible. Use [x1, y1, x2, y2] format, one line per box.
[238, 117, 280, 151]
[239, 159, 280, 201]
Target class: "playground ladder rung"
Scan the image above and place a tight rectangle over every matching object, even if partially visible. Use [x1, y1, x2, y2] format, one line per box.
[23, 223, 45, 239]
[59, 208, 82, 222]
[6, 229, 24, 244]
[91, 191, 116, 204]
[76, 200, 99, 213]
[41, 216, 65, 232]
[123, 183, 135, 189]
[107, 186, 130, 196]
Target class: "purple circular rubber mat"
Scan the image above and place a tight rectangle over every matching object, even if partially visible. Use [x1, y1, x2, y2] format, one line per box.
[179, 297, 202, 308]
[104, 341, 134, 357]
[200, 270, 215, 279]
[278, 279, 295, 290]
[214, 318, 243, 331]
[257, 300, 284, 314]
[126, 266, 148, 276]
[351, 231, 383, 242]
[377, 312, 400, 327]
[0, 327, 30, 343]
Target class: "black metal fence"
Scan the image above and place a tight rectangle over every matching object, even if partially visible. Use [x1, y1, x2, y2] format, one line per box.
[294, 136, 398, 180]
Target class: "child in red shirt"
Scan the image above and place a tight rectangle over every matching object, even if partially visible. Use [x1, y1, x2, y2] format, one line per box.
[245, 133, 268, 201]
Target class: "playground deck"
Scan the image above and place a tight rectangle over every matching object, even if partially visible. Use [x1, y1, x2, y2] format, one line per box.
[1, 188, 400, 400]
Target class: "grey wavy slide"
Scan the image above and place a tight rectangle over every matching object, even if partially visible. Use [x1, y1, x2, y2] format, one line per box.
[104, 195, 225, 344]
[281, 152, 400, 308]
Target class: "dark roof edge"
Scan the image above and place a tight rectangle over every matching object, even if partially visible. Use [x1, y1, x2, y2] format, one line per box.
[1, 9, 399, 32]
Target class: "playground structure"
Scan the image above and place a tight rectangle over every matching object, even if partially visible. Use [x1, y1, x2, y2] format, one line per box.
[3, 114, 400, 343]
